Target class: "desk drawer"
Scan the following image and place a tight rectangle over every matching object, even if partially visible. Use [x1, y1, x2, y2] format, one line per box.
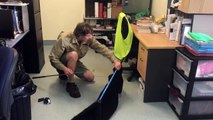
[137, 43, 148, 80]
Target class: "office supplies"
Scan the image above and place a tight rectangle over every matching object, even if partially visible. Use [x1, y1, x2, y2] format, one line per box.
[0, 9, 14, 39]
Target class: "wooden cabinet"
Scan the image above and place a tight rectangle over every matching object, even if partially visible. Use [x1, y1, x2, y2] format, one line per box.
[137, 44, 177, 102]
[178, 0, 213, 14]
[132, 24, 180, 102]
[137, 43, 148, 81]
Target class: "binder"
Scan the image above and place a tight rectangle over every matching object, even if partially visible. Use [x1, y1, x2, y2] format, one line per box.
[94, 2, 99, 18]
[98, 3, 103, 18]
[107, 3, 111, 18]
[0, 9, 14, 39]
[179, 24, 191, 45]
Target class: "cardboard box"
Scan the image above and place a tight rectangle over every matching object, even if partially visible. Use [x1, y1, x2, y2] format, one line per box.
[111, 5, 123, 19]
[178, 0, 213, 14]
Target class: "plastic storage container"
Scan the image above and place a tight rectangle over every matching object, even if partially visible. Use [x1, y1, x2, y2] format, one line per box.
[192, 81, 213, 97]
[173, 70, 189, 96]
[188, 101, 213, 115]
[196, 60, 213, 78]
[176, 50, 213, 78]
[173, 69, 213, 97]
[176, 50, 192, 77]
[169, 88, 213, 115]
[169, 87, 183, 115]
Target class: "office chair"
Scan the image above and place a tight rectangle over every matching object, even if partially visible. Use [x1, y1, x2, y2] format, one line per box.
[123, 35, 139, 81]
[0, 47, 18, 120]
[114, 12, 139, 81]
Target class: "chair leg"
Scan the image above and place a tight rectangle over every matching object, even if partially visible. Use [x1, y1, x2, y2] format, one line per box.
[127, 70, 139, 82]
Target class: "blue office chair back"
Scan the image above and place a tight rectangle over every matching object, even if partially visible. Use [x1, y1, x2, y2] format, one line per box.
[0, 47, 18, 120]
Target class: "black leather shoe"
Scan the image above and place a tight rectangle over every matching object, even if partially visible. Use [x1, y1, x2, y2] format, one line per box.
[66, 83, 81, 98]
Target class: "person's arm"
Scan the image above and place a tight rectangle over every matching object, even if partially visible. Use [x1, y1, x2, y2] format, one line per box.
[49, 37, 67, 71]
[89, 38, 121, 70]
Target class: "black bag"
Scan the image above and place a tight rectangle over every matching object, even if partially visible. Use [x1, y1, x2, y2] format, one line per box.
[72, 69, 123, 120]
[12, 65, 37, 99]
[10, 64, 37, 120]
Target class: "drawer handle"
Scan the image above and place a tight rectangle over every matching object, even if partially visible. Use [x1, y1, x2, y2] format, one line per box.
[140, 58, 143, 62]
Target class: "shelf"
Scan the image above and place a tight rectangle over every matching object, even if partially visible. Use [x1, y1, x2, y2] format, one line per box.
[93, 28, 115, 32]
[0, 2, 29, 6]
[84, 17, 117, 20]
[6, 31, 29, 48]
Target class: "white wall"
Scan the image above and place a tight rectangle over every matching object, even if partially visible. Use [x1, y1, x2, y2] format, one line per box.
[40, 0, 169, 40]
[151, 0, 168, 18]
[40, 0, 85, 40]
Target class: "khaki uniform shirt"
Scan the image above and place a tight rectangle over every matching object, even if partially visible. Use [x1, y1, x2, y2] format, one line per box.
[49, 31, 118, 70]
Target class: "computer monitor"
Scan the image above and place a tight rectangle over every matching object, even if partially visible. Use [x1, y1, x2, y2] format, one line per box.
[122, 0, 151, 14]
[0, 9, 14, 39]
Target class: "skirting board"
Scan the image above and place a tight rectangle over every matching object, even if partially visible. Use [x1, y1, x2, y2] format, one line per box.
[43, 40, 56, 45]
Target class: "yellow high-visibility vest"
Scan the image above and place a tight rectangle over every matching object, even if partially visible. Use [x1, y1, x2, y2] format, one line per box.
[114, 12, 133, 60]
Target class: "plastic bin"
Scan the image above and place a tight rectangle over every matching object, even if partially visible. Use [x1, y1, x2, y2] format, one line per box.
[196, 60, 213, 78]
[176, 50, 193, 77]
[169, 87, 213, 115]
[176, 50, 213, 78]
[11, 71, 37, 120]
[188, 101, 213, 115]
[173, 69, 213, 97]
[192, 81, 213, 97]
[173, 70, 189, 96]
[168, 86, 183, 115]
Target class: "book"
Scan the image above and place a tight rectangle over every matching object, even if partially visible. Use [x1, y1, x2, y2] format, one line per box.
[0, 9, 14, 39]
[98, 3, 103, 18]
[94, 2, 99, 18]
[107, 3, 111, 18]
[179, 24, 191, 45]
[184, 44, 213, 57]
[169, 22, 178, 40]
[13, 7, 23, 34]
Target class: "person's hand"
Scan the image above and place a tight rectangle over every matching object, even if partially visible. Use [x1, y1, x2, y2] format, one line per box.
[63, 67, 74, 76]
[114, 60, 121, 70]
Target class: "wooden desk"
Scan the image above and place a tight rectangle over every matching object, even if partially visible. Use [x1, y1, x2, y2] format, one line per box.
[131, 24, 179, 49]
[131, 24, 180, 102]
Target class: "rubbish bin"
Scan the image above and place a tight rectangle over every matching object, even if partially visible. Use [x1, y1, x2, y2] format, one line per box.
[11, 71, 37, 120]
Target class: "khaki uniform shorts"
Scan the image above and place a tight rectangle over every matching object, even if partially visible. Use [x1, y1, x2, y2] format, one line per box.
[60, 52, 89, 79]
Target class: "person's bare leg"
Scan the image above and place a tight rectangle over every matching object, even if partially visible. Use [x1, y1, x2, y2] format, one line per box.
[83, 70, 95, 82]
[66, 51, 78, 83]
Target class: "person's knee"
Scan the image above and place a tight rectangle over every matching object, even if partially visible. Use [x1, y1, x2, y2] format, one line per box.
[66, 51, 78, 62]
[83, 71, 94, 82]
